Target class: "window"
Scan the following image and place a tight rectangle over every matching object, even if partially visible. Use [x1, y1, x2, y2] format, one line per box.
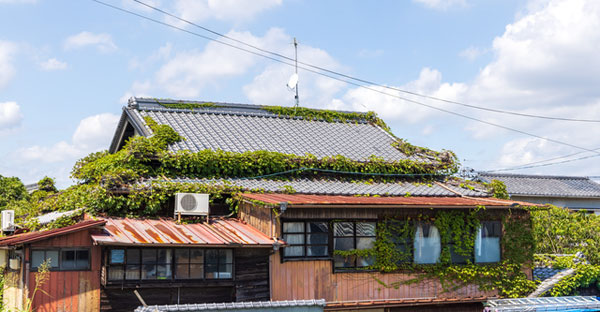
[107, 248, 233, 282]
[282, 221, 329, 259]
[31, 249, 89, 271]
[475, 221, 501, 263]
[333, 221, 376, 269]
[414, 223, 441, 264]
[386, 219, 413, 264]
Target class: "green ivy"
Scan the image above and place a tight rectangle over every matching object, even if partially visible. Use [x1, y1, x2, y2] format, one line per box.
[154, 99, 217, 110]
[488, 179, 510, 199]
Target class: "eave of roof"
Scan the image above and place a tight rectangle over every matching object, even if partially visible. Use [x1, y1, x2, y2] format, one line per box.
[0, 219, 106, 247]
[325, 296, 494, 310]
[91, 217, 279, 247]
[240, 193, 536, 208]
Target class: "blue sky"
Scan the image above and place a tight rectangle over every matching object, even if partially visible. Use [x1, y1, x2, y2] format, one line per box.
[1, 0, 600, 187]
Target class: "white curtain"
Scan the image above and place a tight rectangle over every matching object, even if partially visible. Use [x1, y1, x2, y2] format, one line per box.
[414, 224, 441, 264]
[475, 225, 501, 263]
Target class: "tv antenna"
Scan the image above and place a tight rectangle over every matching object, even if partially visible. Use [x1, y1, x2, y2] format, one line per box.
[286, 38, 299, 111]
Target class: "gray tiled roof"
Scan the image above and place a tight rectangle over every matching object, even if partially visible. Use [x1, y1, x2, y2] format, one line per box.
[533, 267, 568, 282]
[478, 173, 600, 198]
[135, 299, 326, 312]
[149, 177, 489, 197]
[121, 97, 434, 163]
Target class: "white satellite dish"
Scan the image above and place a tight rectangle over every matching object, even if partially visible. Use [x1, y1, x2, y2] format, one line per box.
[287, 73, 298, 90]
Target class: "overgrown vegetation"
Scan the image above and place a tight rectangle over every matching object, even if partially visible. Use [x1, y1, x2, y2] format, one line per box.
[333, 208, 537, 298]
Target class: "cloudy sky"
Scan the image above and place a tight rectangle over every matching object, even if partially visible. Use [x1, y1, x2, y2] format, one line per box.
[1, 0, 600, 187]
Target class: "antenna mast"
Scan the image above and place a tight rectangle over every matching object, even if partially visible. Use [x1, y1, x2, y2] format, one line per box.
[293, 37, 299, 109]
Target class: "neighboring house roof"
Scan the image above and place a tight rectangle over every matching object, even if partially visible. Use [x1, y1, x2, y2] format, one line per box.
[35, 209, 83, 226]
[135, 300, 326, 312]
[24, 183, 39, 194]
[240, 193, 533, 208]
[0, 219, 106, 247]
[148, 177, 490, 197]
[477, 173, 600, 198]
[485, 296, 600, 312]
[109, 97, 434, 163]
[91, 217, 278, 247]
[328, 296, 493, 310]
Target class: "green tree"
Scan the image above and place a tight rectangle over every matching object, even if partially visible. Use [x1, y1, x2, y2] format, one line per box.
[0, 174, 28, 210]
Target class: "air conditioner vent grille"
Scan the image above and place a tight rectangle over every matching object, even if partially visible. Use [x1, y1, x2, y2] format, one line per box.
[180, 194, 197, 211]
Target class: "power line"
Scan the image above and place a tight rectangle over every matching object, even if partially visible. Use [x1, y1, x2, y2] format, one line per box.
[132, 0, 600, 124]
[91, 0, 600, 156]
[484, 152, 600, 172]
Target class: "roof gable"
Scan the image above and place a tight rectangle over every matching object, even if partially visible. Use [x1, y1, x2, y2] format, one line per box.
[109, 97, 438, 164]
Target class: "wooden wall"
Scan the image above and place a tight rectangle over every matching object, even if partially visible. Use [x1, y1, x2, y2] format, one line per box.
[26, 229, 101, 312]
[239, 201, 277, 238]
[270, 252, 496, 303]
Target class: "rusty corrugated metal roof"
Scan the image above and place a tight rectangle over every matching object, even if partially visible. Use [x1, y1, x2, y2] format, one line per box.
[91, 217, 277, 247]
[0, 219, 106, 246]
[241, 193, 536, 207]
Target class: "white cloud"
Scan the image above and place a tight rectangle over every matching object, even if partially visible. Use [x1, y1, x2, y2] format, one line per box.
[17, 113, 119, 164]
[0, 101, 23, 132]
[0, 40, 17, 88]
[413, 0, 467, 10]
[459, 46, 487, 61]
[170, 0, 281, 24]
[64, 32, 117, 53]
[129, 42, 172, 71]
[39, 58, 67, 71]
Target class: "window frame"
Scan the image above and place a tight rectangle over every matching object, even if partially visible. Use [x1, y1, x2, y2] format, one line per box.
[332, 221, 377, 271]
[30, 248, 91, 272]
[281, 220, 330, 261]
[106, 247, 235, 283]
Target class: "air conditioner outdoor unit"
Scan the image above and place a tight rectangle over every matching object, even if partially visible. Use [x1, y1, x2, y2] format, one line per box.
[174, 193, 209, 216]
[2, 210, 15, 232]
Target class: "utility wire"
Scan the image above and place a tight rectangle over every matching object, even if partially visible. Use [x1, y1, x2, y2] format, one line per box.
[91, 0, 600, 156]
[484, 151, 600, 172]
[131, 0, 600, 123]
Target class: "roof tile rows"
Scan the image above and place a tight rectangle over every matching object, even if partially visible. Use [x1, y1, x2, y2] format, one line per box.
[152, 177, 490, 197]
[135, 300, 327, 312]
[478, 173, 600, 198]
[126, 98, 432, 163]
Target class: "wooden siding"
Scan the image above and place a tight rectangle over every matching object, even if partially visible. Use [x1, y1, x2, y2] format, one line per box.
[235, 248, 270, 302]
[239, 201, 277, 238]
[270, 252, 496, 303]
[26, 229, 101, 312]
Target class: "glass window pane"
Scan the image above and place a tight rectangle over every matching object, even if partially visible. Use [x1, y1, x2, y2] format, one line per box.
[31, 251, 45, 268]
[218, 264, 232, 279]
[142, 249, 157, 264]
[110, 249, 125, 264]
[190, 249, 203, 263]
[205, 264, 218, 279]
[414, 224, 441, 264]
[334, 254, 354, 268]
[126, 249, 140, 264]
[108, 265, 123, 280]
[61, 250, 75, 269]
[283, 246, 304, 257]
[157, 249, 171, 264]
[141, 264, 156, 279]
[283, 222, 304, 233]
[357, 255, 375, 267]
[334, 222, 354, 236]
[356, 222, 376, 236]
[307, 222, 328, 233]
[334, 237, 354, 251]
[283, 234, 304, 244]
[307, 246, 328, 256]
[482, 221, 502, 238]
[450, 245, 470, 264]
[190, 264, 203, 279]
[205, 250, 218, 264]
[475, 225, 501, 263]
[125, 264, 140, 280]
[175, 264, 189, 279]
[221, 250, 233, 263]
[357, 237, 375, 250]
[307, 234, 328, 245]
[156, 265, 172, 280]
[175, 249, 189, 264]
[46, 250, 59, 268]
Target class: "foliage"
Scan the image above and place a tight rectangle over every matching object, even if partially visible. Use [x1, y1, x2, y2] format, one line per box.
[333, 209, 536, 297]
[156, 100, 216, 110]
[531, 205, 600, 265]
[0, 175, 29, 210]
[488, 179, 509, 199]
[37, 177, 57, 193]
[548, 263, 600, 296]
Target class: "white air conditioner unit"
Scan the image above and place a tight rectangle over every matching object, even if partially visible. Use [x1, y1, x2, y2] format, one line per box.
[175, 193, 209, 216]
[2, 210, 15, 232]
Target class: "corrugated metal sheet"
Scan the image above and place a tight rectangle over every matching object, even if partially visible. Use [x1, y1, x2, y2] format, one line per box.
[135, 299, 326, 312]
[91, 217, 277, 247]
[0, 219, 106, 246]
[241, 193, 535, 207]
